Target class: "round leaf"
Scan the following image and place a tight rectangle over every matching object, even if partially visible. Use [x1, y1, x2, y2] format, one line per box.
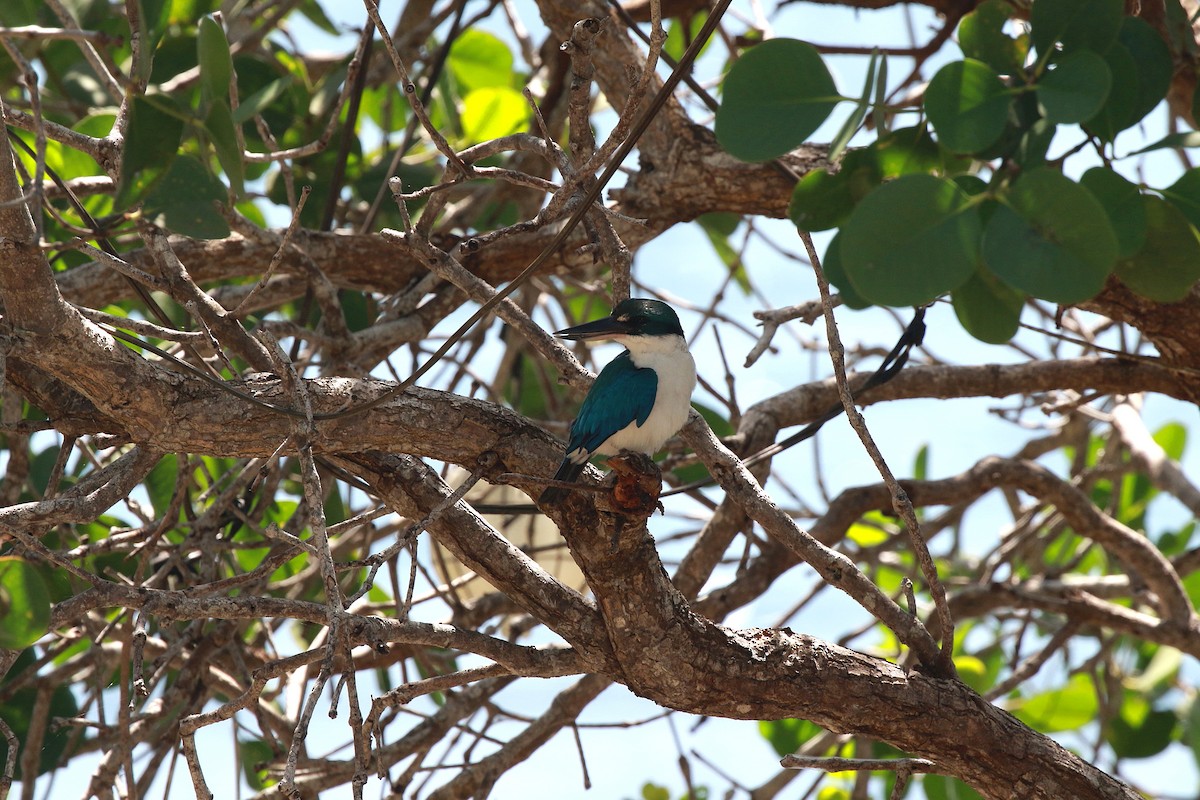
[1030, 0, 1123, 58]
[0, 557, 50, 649]
[1087, 19, 1170, 141]
[1162, 167, 1200, 230]
[925, 59, 1012, 154]
[716, 39, 839, 162]
[1116, 195, 1200, 302]
[958, 0, 1027, 75]
[789, 146, 882, 232]
[789, 168, 853, 232]
[822, 231, 872, 309]
[447, 29, 514, 94]
[1117, 17, 1172, 124]
[982, 168, 1117, 304]
[840, 175, 981, 306]
[1080, 167, 1146, 258]
[142, 154, 231, 239]
[1037, 50, 1110, 124]
[952, 267, 1025, 343]
[461, 87, 527, 143]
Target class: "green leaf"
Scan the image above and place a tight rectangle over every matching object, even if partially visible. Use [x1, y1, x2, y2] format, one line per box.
[642, 783, 671, 800]
[758, 718, 823, 757]
[982, 168, 1117, 304]
[1036, 50, 1110, 124]
[716, 39, 840, 162]
[847, 521, 889, 547]
[958, 0, 1026, 75]
[697, 213, 747, 287]
[460, 86, 527, 143]
[822, 232, 872, 309]
[1160, 167, 1200, 230]
[1079, 167, 1146, 258]
[135, 0, 172, 80]
[146, 453, 179, 517]
[951, 267, 1025, 343]
[1087, 18, 1172, 141]
[233, 75, 292, 124]
[925, 59, 1012, 154]
[913, 444, 929, 481]
[1187, 695, 1200, 769]
[954, 655, 990, 692]
[197, 14, 233, 102]
[1015, 117, 1057, 170]
[1108, 696, 1177, 759]
[143, 154, 231, 239]
[828, 49, 878, 162]
[240, 739, 276, 791]
[0, 670, 79, 778]
[0, 557, 51, 649]
[1030, 0, 1123, 59]
[204, 100, 244, 197]
[665, 13, 710, 63]
[875, 125, 964, 177]
[1116, 195, 1200, 302]
[789, 168, 854, 232]
[1154, 421, 1187, 461]
[297, 0, 338, 34]
[840, 174, 981, 306]
[114, 95, 184, 209]
[924, 775, 986, 800]
[1115, 17, 1173, 125]
[1013, 673, 1098, 732]
[1135, 131, 1200, 155]
[448, 29, 514, 94]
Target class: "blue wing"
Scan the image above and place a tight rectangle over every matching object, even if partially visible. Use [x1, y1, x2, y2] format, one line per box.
[566, 351, 657, 457]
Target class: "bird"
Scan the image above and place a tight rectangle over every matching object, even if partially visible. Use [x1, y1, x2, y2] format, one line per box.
[539, 298, 697, 505]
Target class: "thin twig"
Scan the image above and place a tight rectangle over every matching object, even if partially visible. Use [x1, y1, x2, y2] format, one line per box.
[798, 228, 956, 677]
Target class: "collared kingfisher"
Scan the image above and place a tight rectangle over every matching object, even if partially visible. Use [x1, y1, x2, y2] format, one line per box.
[540, 298, 697, 504]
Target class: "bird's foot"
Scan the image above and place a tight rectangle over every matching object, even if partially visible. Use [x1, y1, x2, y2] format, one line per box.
[606, 451, 663, 517]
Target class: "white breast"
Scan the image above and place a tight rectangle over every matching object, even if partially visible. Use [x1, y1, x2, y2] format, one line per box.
[595, 334, 696, 456]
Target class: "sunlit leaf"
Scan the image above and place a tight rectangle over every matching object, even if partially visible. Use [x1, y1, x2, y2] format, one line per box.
[0, 557, 50, 649]
[758, 718, 824, 757]
[1013, 673, 1098, 732]
[460, 86, 527, 142]
[448, 29, 513, 94]
[958, 0, 1026, 74]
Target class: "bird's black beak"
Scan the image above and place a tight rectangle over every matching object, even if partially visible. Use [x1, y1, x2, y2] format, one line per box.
[554, 314, 634, 341]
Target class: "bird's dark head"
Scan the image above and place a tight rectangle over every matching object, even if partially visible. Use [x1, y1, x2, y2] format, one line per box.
[555, 298, 685, 342]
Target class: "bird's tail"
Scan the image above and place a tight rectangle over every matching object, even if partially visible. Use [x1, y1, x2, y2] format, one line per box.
[538, 460, 586, 505]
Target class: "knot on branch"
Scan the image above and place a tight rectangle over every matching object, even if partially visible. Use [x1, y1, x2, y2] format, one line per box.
[605, 451, 663, 517]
